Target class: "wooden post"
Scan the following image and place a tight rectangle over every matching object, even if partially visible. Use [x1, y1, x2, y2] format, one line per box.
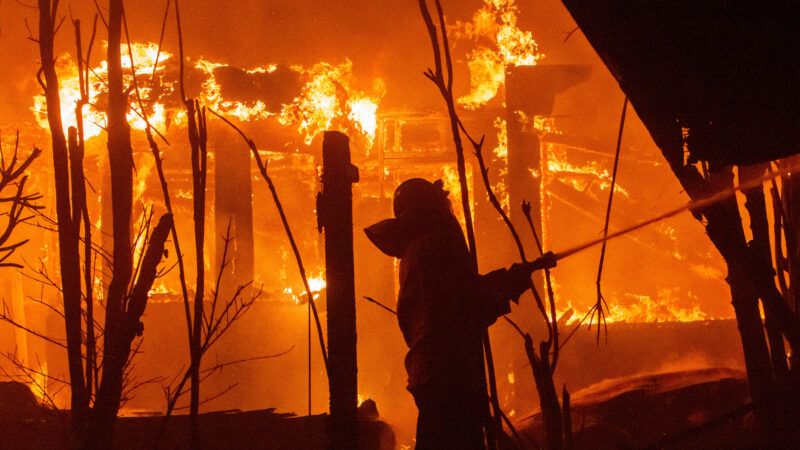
[741, 163, 789, 380]
[214, 128, 255, 298]
[504, 65, 588, 412]
[505, 65, 590, 252]
[318, 131, 359, 449]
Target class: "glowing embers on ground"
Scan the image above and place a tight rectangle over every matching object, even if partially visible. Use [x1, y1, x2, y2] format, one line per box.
[555, 290, 710, 326]
[451, 0, 544, 109]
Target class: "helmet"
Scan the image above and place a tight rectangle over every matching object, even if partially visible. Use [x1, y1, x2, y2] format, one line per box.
[393, 178, 450, 218]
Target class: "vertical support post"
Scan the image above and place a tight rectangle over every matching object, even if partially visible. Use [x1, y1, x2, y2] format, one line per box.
[505, 67, 548, 411]
[505, 105, 543, 252]
[783, 156, 800, 320]
[505, 64, 589, 247]
[318, 131, 359, 449]
[214, 129, 255, 298]
[741, 163, 789, 380]
[505, 64, 589, 415]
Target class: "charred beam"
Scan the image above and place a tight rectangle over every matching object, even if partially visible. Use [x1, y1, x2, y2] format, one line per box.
[318, 131, 359, 449]
[214, 128, 254, 298]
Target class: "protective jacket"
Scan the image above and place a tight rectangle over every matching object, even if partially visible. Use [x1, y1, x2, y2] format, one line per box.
[365, 211, 527, 391]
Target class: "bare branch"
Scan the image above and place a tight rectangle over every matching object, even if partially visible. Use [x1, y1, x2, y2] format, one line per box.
[209, 109, 330, 372]
[0, 301, 67, 348]
[593, 97, 628, 344]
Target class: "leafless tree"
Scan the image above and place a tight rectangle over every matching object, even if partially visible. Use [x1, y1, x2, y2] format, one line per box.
[0, 131, 42, 269]
[31, 1, 173, 448]
[416, 2, 508, 448]
[117, 2, 280, 447]
[154, 220, 274, 449]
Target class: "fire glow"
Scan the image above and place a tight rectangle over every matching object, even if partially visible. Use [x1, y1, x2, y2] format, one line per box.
[277, 60, 386, 146]
[32, 44, 384, 147]
[283, 275, 327, 305]
[22, 7, 726, 346]
[453, 0, 544, 109]
[32, 42, 177, 140]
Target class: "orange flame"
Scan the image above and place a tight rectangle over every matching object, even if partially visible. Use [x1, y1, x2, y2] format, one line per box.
[34, 44, 384, 149]
[440, 165, 474, 228]
[32, 42, 176, 141]
[544, 144, 630, 197]
[606, 290, 709, 323]
[491, 117, 510, 212]
[283, 274, 327, 305]
[29, 362, 48, 404]
[278, 60, 385, 146]
[454, 0, 544, 109]
[195, 59, 278, 121]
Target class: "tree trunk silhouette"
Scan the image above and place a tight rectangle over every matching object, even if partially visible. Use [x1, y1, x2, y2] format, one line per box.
[701, 168, 774, 405]
[781, 157, 800, 324]
[90, 1, 134, 444]
[525, 335, 562, 450]
[37, 0, 89, 438]
[90, 214, 172, 450]
[187, 98, 208, 450]
[38, 2, 173, 448]
[661, 160, 793, 427]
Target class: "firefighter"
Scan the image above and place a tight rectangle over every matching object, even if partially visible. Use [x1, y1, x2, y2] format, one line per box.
[364, 178, 555, 450]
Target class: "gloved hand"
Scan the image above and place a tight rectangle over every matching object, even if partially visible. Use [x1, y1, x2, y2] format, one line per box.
[506, 263, 533, 303]
[506, 252, 557, 302]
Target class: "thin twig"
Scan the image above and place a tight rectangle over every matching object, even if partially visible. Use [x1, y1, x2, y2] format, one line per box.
[593, 97, 627, 344]
[362, 296, 397, 315]
[417, 1, 506, 445]
[208, 108, 330, 373]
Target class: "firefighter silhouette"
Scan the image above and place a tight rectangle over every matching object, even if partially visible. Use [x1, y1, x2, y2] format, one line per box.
[365, 178, 544, 450]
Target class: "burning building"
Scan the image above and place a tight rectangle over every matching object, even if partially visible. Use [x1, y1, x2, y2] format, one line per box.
[2, 0, 797, 449]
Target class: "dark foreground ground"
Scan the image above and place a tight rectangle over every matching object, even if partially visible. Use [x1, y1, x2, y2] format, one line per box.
[4, 368, 800, 449]
[0, 388, 394, 450]
[519, 367, 800, 449]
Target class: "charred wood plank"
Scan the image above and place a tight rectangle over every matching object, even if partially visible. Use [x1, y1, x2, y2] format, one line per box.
[318, 131, 359, 449]
[741, 163, 789, 380]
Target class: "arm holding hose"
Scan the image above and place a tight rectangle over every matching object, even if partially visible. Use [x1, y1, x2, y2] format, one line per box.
[479, 251, 558, 324]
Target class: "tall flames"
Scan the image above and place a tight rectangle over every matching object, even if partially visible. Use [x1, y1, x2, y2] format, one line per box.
[277, 60, 386, 146]
[32, 42, 177, 140]
[452, 0, 543, 109]
[27, 27, 718, 328]
[29, 41, 385, 310]
[445, 0, 719, 325]
[32, 43, 384, 148]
